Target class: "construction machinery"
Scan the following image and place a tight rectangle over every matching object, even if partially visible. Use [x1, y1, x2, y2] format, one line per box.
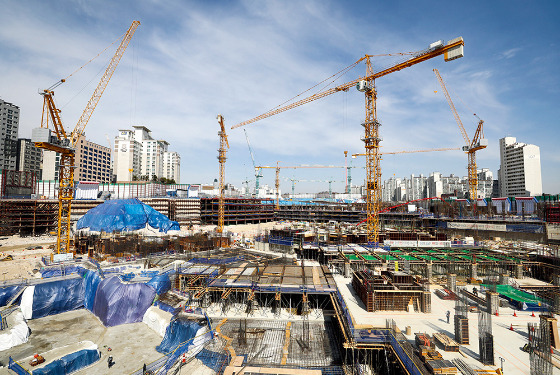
[216, 114, 229, 247]
[243, 129, 262, 196]
[233, 37, 464, 244]
[351, 147, 461, 158]
[433, 68, 487, 200]
[257, 163, 345, 209]
[32, 21, 140, 254]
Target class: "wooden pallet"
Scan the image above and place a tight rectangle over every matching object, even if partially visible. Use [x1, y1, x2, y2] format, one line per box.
[426, 359, 458, 374]
[433, 332, 460, 352]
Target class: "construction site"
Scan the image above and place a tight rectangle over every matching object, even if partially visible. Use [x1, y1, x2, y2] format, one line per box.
[2, 17, 560, 375]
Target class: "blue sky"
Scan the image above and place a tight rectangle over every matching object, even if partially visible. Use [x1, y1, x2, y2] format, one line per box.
[1, 0, 558, 194]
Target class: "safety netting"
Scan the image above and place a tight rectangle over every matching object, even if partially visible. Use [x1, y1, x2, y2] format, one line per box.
[482, 284, 548, 310]
[76, 198, 180, 233]
[32, 347, 100, 375]
[155, 317, 211, 374]
[20, 278, 85, 319]
[92, 276, 156, 326]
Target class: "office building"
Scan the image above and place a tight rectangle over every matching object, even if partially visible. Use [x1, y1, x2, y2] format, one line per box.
[0, 99, 20, 172]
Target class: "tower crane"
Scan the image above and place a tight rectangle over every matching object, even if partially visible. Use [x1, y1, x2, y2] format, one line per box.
[233, 37, 464, 244]
[243, 129, 262, 197]
[33, 21, 140, 254]
[433, 69, 487, 200]
[257, 163, 345, 209]
[216, 114, 229, 247]
[351, 147, 461, 158]
[286, 178, 344, 198]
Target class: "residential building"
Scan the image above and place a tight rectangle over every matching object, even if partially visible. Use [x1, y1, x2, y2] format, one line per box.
[498, 136, 542, 197]
[0, 99, 20, 172]
[113, 129, 142, 181]
[16, 138, 42, 179]
[113, 125, 181, 182]
[163, 151, 180, 183]
[42, 138, 111, 182]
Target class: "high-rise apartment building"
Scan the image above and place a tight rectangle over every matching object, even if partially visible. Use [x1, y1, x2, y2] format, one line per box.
[498, 136, 542, 197]
[113, 129, 142, 181]
[113, 125, 180, 182]
[16, 139, 42, 179]
[42, 138, 111, 182]
[163, 151, 180, 183]
[0, 99, 20, 171]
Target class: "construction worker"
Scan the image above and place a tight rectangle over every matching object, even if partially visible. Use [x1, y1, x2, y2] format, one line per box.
[473, 287, 478, 297]
[446, 310, 451, 324]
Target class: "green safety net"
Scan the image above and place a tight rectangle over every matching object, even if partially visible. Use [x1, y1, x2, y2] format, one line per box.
[482, 284, 542, 304]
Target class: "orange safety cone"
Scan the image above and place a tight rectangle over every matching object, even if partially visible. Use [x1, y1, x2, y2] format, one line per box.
[495, 311, 499, 317]
[513, 310, 517, 317]
[531, 311, 536, 317]
[510, 323, 514, 331]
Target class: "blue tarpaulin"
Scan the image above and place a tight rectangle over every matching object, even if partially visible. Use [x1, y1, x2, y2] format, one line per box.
[32, 348, 100, 375]
[41, 266, 85, 278]
[76, 198, 180, 233]
[156, 318, 205, 373]
[92, 276, 156, 327]
[31, 278, 85, 319]
[83, 271, 101, 312]
[0, 286, 20, 307]
[147, 272, 172, 295]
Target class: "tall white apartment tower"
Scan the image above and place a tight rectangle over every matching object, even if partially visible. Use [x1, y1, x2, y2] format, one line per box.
[498, 136, 542, 197]
[0, 99, 20, 171]
[113, 129, 142, 181]
[163, 151, 180, 183]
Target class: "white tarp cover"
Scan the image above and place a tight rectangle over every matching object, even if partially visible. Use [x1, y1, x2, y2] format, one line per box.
[20, 285, 34, 320]
[0, 310, 29, 351]
[142, 306, 172, 337]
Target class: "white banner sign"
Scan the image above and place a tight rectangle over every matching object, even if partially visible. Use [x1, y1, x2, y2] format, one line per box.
[447, 222, 507, 232]
[384, 240, 451, 248]
[53, 253, 74, 262]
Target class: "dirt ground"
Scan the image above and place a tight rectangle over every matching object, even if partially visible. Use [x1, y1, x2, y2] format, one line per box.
[0, 235, 55, 280]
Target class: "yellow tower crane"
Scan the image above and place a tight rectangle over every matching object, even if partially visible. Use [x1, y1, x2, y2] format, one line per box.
[33, 21, 140, 254]
[233, 38, 464, 244]
[257, 164, 345, 210]
[351, 147, 461, 157]
[433, 69, 487, 200]
[216, 114, 229, 247]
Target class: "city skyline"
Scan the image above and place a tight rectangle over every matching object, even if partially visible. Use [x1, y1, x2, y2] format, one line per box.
[1, 1, 558, 194]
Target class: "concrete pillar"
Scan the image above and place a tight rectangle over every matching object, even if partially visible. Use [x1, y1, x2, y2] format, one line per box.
[448, 274, 457, 293]
[486, 291, 499, 315]
[499, 274, 510, 285]
[426, 261, 433, 283]
[344, 262, 351, 278]
[553, 275, 560, 287]
[514, 264, 523, 279]
[470, 263, 478, 281]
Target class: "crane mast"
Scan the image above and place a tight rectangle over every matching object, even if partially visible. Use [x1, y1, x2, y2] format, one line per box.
[233, 38, 464, 245]
[34, 21, 140, 254]
[217, 114, 229, 246]
[433, 69, 486, 200]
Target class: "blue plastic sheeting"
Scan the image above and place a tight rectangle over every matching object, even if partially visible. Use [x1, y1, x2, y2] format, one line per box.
[147, 272, 172, 295]
[76, 198, 180, 233]
[8, 357, 29, 375]
[83, 271, 101, 312]
[0, 286, 20, 307]
[32, 278, 85, 319]
[32, 348, 100, 375]
[155, 301, 177, 314]
[195, 348, 229, 373]
[156, 318, 204, 373]
[119, 273, 135, 282]
[41, 265, 85, 278]
[93, 276, 156, 327]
